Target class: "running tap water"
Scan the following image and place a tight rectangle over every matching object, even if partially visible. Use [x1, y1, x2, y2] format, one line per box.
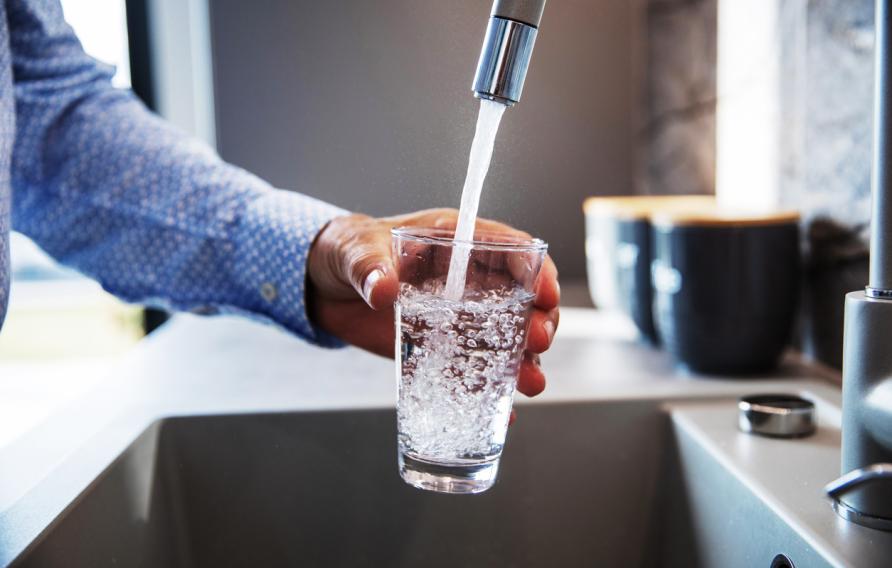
[443, 0, 546, 300]
[444, 99, 506, 300]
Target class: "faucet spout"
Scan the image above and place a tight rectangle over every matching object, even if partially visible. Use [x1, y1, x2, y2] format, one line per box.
[472, 0, 547, 106]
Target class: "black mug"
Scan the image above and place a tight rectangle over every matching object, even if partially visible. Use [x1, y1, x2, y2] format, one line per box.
[584, 196, 714, 344]
[651, 210, 801, 375]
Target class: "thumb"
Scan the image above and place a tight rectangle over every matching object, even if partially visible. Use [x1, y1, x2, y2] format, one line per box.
[342, 238, 399, 310]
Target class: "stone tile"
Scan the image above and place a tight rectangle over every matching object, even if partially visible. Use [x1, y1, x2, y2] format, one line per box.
[640, 0, 717, 196]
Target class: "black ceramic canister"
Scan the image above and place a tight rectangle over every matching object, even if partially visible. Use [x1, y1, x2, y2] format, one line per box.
[651, 210, 801, 375]
[584, 196, 715, 344]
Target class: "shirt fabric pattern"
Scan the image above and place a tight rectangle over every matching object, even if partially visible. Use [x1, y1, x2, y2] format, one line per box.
[0, 0, 348, 346]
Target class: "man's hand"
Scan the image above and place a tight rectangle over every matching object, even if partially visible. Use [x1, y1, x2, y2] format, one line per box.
[307, 208, 560, 400]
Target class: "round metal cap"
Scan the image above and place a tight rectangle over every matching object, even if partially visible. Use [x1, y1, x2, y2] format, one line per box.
[738, 394, 815, 438]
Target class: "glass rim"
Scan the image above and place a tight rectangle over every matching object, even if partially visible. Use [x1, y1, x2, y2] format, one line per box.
[391, 226, 547, 253]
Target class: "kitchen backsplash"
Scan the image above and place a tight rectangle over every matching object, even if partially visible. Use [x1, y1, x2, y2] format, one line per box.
[639, 0, 716, 198]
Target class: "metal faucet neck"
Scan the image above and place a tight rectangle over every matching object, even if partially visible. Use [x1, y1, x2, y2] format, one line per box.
[869, 0, 892, 293]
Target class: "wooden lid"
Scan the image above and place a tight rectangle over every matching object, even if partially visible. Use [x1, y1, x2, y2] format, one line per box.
[651, 209, 800, 228]
[582, 195, 716, 220]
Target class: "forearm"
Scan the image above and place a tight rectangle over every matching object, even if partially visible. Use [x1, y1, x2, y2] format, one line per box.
[6, 0, 351, 343]
[11, 78, 347, 343]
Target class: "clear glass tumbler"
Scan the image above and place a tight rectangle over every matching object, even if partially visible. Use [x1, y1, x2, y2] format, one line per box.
[391, 227, 547, 494]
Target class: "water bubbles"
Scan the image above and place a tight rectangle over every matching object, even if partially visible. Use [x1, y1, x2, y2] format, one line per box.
[396, 284, 536, 460]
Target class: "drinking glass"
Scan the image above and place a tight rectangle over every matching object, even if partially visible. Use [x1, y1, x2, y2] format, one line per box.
[391, 227, 547, 494]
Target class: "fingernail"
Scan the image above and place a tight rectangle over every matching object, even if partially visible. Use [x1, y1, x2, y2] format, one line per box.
[543, 320, 555, 343]
[362, 269, 384, 306]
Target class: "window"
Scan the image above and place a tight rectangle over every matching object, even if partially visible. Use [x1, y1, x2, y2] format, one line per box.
[60, 0, 131, 88]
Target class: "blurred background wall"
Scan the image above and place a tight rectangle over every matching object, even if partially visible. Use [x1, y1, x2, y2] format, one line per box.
[4, 0, 879, 371]
[640, 0, 875, 369]
[206, 0, 646, 282]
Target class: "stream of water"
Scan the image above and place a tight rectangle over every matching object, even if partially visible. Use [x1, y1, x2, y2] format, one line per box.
[443, 99, 507, 300]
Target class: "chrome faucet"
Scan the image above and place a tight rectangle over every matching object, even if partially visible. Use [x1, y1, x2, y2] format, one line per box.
[826, 0, 892, 532]
[472, 0, 546, 106]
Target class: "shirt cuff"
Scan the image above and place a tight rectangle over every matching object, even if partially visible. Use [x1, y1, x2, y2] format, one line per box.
[230, 189, 349, 347]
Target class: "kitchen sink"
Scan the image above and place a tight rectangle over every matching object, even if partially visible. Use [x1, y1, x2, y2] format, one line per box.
[9, 397, 877, 567]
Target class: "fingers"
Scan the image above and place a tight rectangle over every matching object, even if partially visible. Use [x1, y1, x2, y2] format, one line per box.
[433, 214, 532, 242]
[525, 307, 558, 353]
[340, 231, 399, 310]
[535, 255, 560, 310]
[386, 208, 460, 231]
[517, 352, 546, 397]
[395, 208, 527, 240]
[364, 269, 400, 311]
[475, 218, 531, 240]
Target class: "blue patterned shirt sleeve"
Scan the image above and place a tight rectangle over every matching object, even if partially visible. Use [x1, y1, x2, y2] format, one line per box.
[7, 0, 348, 346]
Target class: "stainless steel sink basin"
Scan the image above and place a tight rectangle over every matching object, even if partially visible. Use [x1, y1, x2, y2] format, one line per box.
[11, 395, 887, 567]
[13, 402, 688, 567]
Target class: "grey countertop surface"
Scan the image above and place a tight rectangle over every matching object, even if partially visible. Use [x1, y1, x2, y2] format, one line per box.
[0, 308, 844, 565]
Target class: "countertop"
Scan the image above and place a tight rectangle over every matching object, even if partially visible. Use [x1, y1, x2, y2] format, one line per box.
[0, 308, 842, 565]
